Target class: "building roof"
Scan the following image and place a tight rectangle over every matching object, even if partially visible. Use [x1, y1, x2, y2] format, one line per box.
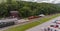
[10, 11, 18, 13]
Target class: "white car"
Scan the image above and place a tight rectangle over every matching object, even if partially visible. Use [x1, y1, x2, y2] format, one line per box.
[41, 27, 59, 31]
[38, 14, 45, 17]
[53, 20, 60, 24]
[47, 27, 59, 31]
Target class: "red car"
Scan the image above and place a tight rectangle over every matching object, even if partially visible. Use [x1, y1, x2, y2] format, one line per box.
[50, 25, 59, 28]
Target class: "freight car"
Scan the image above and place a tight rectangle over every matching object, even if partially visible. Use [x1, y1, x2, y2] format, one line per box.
[0, 21, 15, 28]
[0, 18, 17, 28]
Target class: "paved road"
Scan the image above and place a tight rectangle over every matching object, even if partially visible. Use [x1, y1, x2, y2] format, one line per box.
[26, 16, 60, 31]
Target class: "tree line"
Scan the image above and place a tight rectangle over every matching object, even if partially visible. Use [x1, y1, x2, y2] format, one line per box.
[0, 0, 60, 18]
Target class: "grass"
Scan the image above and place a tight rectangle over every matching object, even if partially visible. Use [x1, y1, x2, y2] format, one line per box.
[5, 14, 60, 31]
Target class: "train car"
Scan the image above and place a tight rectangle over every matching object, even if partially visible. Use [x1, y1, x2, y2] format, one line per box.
[0, 18, 17, 28]
[0, 21, 15, 28]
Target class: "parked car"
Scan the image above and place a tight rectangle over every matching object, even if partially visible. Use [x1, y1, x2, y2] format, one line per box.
[41, 25, 59, 31]
[50, 25, 59, 28]
[46, 27, 59, 31]
[41, 27, 60, 31]
[53, 20, 60, 24]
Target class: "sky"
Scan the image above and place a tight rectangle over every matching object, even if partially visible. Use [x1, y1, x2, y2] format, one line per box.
[22, 0, 60, 4]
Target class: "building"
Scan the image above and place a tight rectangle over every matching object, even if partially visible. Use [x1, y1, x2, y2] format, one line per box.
[10, 11, 19, 18]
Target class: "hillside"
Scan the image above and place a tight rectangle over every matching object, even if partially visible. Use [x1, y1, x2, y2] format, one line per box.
[0, 1, 60, 18]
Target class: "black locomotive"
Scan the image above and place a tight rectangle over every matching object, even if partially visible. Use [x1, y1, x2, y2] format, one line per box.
[0, 21, 15, 28]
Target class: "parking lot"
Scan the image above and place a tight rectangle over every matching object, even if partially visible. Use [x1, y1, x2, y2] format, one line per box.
[26, 16, 60, 31]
